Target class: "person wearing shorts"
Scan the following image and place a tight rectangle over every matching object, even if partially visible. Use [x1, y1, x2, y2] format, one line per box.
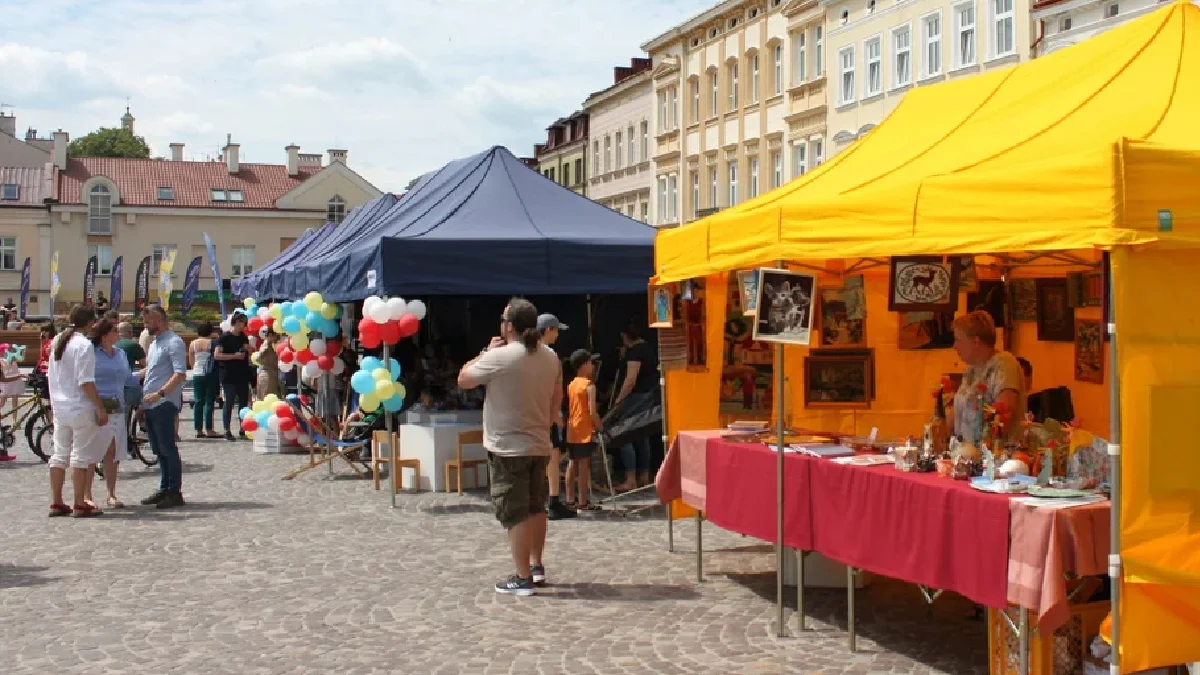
[564, 349, 603, 510]
[459, 298, 562, 596]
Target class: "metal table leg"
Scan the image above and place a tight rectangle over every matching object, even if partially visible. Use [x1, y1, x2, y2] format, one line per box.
[667, 503, 675, 552]
[796, 549, 806, 632]
[848, 566, 857, 652]
[1019, 607, 1030, 675]
[695, 511, 703, 582]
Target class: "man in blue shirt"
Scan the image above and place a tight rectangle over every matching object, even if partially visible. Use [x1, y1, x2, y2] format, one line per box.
[137, 305, 189, 508]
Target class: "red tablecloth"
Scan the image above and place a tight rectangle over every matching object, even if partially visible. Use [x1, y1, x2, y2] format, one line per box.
[705, 441, 814, 550]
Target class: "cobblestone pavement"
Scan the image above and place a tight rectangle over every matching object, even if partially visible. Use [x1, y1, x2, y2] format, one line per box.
[0, 423, 988, 675]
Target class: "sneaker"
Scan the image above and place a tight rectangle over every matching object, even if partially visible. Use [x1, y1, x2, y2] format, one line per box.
[494, 576, 535, 596]
[531, 564, 547, 586]
[156, 491, 185, 509]
[0, 453, 17, 461]
[140, 490, 168, 505]
[547, 500, 577, 521]
[223, 432, 236, 442]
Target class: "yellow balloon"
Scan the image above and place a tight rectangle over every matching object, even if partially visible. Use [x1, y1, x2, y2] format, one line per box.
[375, 380, 395, 399]
[291, 333, 309, 350]
[320, 303, 337, 320]
[252, 401, 267, 413]
[246, 430, 255, 440]
[372, 368, 390, 382]
[243, 297, 256, 310]
[269, 304, 284, 320]
[250, 353, 260, 366]
[264, 393, 278, 404]
[394, 383, 406, 400]
[297, 320, 308, 336]
[304, 291, 323, 311]
[360, 393, 380, 412]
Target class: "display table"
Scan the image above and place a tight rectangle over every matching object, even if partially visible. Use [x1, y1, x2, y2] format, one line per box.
[397, 423, 485, 492]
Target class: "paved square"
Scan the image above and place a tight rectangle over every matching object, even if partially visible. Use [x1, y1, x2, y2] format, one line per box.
[0, 427, 987, 674]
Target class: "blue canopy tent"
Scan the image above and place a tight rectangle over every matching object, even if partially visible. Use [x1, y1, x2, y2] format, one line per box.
[264, 146, 657, 301]
[233, 223, 328, 299]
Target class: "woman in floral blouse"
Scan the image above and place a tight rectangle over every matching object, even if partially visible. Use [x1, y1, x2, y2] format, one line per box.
[950, 311, 1026, 444]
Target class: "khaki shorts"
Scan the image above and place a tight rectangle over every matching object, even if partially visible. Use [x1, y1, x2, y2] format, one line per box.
[488, 453, 550, 529]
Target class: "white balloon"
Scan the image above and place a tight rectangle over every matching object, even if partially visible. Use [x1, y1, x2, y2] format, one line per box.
[296, 433, 312, 445]
[368, 301, 391, 324]
[331, 358, 346, 375]
[309, 338, 327, 356]
[386, 297, 407, 320]
[363, 296, 382, 315]
[303, 360, 321, 378]
[278, 361, 294, 372]
[267, 415, 281, 432]
[283, 427, 300, 440]
[406, 299, 427, 321]
[257, 307, 270, 319]
[220, 320, 232, 333]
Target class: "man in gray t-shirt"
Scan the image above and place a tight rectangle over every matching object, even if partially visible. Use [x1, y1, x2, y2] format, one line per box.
[459, 298, 562, 596]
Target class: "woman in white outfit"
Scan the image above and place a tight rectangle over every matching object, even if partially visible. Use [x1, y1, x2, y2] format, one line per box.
[47, 305, 109, 518]
[83, 318, 141, 508]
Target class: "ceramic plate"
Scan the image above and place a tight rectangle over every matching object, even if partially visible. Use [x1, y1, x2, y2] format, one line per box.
[1026, 486, 1094, 499]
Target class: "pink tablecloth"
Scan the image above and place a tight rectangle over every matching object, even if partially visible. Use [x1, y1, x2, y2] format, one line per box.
[655, 429, 726, 510]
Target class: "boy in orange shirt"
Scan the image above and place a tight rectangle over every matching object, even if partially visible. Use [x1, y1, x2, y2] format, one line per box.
[565, 350, 602, 510]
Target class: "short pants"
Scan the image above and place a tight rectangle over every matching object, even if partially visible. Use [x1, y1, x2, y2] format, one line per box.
[565, 441, 595, 460]
[49, 409, 106, 469]
[488, 453, 550, 529]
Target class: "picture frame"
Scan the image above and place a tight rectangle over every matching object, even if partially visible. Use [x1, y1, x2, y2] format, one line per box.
[897, 311, 956, 350]
[752, 268, 817, 346]
[958, 256, 979, 292]
[648, 284, 675, 328]
[888, 256, 961, 313]
[1035, 278, 1075, 342]
[813, 347, 875, 400]
[1009, 279, 1037, 322]
[966, 279, 1007, 329]
[804, 350, 874, 409]
[1074, 319, 1104, 384]
[736, 269, 760, 317]
[1082, 271, 1104, 307]
[817, 285, 867, 347]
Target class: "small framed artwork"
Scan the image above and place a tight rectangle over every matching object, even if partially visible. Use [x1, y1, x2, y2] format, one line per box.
[958, 256, 979, 292]
[804, 350, 874, 409]
[898, 311, 956, 350]
[1035, 278, 1075, 342]
[888, 256, 961, 313]
[648, 284, 675, 328]
[1082, 271, 1104, 307]
[1009, 279, 1037, 322]
[736, 269, 760, 317]
[966, 280, 1007, 329]
[752, 268, 817, 346]
[817, 285, 867, 347]
[1074, 319, 1104, 384]
[814, 348, 875, 399]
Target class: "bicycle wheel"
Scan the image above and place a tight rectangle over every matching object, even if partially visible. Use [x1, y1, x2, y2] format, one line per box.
[34, 425, 52, 463]
[26, 409, 51, 462]
[128, 411, 157, 467]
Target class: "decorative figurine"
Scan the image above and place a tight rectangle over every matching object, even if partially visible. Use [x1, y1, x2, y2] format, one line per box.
[982, 443, 996, 482]
[922, 423, 933, 458]
[952, 454, 972, 480]
[1038, 447, 1054, 485]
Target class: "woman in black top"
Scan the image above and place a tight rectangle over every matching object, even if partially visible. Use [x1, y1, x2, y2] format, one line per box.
[611, 324, 658, 490]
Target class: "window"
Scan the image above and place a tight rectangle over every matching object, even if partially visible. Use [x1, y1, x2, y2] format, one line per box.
[771, 151, 783, 188]
[728, 162, 739, 205]
[691, 79, 700, 122]
[709, 70, 719, 115]
[657, 176, 668, 223]
[615, 131, 623, 170]
[641, 121, 649, 159]
[750, 53, 760, 103]
[815, 27, 824, 75]
[865, 37, 882, 96]
[210, 189, 228, 202]
[575, 158, 583, 183]
[156, 186, 174, 201]
[838, 46, 855, 105]
[773, 44, 783, 94]
[593, 140, 601, 174]
[792, 32, 806, 85]
[548, 168, 556, 182]
[750, 7, 760, 18]
[709, 27, 719, 39]
[993, 0, 1015, 57]
[811, 138, 825, 167]
[0, 237, 15, 271]
[792, 143, 807, 178]
[658, 90, 669, 132]
[562, 162, 570, 186]
[957, 3, 977, 67]
[893, 25, 912, 87]
[627, 126, 635, 164]
[1, 183, 18, 200]
[670, 85, 679, 129]
[231, 246, 254, 277]
[152, 244, 177, 274]
[728, 61, 739, 109]
[641, 202, 649, 223]
[729, 16, 739, 29]
[228, 189, 244, 203]
[868, 0, 876, 12]
[1060, 16, 1073, 31]
[327, 195, 347, 223]
[667, 173, 678, 221]
[1106, 3, 1118, 18]
[87, 243, 113, 275]
[88, 185, 112, 234]
[923, 13, 942, 77]
[691, 172, 700, 219]
[840, 9, 850, 24]
[604, 135, 612, 173]
[749, 157, 759, 198]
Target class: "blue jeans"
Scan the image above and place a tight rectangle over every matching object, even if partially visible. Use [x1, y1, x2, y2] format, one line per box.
[146, 402, 182, 492]
[620, 435, 651, 478]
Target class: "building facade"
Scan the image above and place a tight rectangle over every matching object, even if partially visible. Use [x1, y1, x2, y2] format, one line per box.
[582, 58, 655, 223]
[535, 112, 589, 195]
[0, 110, 54, 169]
[642, 0, 829, 228]
[824, 0, 1032, 156]
[1032, 0, 1182, 55]
[0, 164, 55, 315]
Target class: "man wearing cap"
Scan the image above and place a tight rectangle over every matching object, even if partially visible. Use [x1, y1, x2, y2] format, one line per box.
[537, 314, 575, 520]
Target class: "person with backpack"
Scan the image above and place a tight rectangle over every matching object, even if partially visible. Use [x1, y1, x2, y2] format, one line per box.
[188, 321, 220, 439]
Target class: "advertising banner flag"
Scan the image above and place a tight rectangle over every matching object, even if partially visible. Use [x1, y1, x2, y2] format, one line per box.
[157, 248, 177, 310]
[203, 233, 226, 318]
[110, 256, 124, 310]
[134, 256, 151, 312]
[50, 250, 61, 309]
[83, 256, 97, 303]
[181, 256, 202, 316]
[19, 257, 30, 319]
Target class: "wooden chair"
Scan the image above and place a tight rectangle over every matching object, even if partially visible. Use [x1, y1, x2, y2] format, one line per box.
[445, 429, 488, 494]
[371, 430, 421, 491]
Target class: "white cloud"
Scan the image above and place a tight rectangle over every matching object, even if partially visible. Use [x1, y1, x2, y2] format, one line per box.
[0, 0, 716, 189]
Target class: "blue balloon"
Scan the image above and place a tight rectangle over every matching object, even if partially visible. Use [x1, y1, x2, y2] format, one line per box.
[255, 411, 270, 428]
[351, 370, 376, 395]
[319, 321, 339, 338]
[304, 311, 320, 327]
[382, 393, 404, 412]
[280, 301, 294, 317]
[360, 356, 383, 373]
[292, 302, 308, 319]
[387, 358, 402, 380]
[281, 316, 301, 334]
[245, 304, 257, 318]
[238, 406, 251, 420]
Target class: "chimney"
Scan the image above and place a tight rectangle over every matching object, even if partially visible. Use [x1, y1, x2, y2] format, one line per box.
[328, 149, 347, 165]
[286, 144, 300, 176]
[225, 142, 240, 174]
[52, 130, 69, 171]
[0, 112, 14, 138]
[169, 143, 184, 161]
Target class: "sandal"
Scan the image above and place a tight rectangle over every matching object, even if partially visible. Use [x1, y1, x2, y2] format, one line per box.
[578, 503, 602, 511]
[48, 503, 72, 517]
[106, 497, 126, 509]
[73, 503, 103, 518]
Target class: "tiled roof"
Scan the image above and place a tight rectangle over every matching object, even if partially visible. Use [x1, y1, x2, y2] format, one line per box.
[57, 157, 321, 209]
[0, 165, 55, 206]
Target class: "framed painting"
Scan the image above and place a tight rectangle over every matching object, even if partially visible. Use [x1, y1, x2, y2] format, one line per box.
[648, 284, 675, 328]
[1009, 279, 1037, 322]
[804, 350, 874, 409]
[736, 269, 760, 317]
[888, 256, 960, 312]
[1074, 319, 1104, 384]
[1035, 278, 1075, 342]
[752, 268, 817, 346]
[814, 348, 875, 400]
[958, 256, 979, 292]
[818, 285, 867, 347]
[966, 280, 1007, 329]
[1082, 271, 1104, 307]
[898, 311, 956, 350]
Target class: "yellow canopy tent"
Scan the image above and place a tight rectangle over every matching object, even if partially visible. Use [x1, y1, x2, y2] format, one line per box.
[654, 2, 1200, 672]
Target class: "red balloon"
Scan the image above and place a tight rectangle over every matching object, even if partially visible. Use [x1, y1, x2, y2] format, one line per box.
[278, 348, 294, 364]
[247, 317, 264, 332]
[264, 316, 275, 329]
[358, 317, 380, 338]
[396, 313, 419, 338]
[299, 394, 310, 406]
[360, 332, 381, 349]
[325, 339, 342, 357]
[296, 348, 314, 364]
[378, 320, 400, 344]
[317, 355, 334, 371]
[241, 418, 258, 432]
[278, 417, 297, 432]
[274, 402, 294, 418]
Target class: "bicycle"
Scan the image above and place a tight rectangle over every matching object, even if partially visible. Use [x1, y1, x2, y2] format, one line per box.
[0, 371, 54, 461]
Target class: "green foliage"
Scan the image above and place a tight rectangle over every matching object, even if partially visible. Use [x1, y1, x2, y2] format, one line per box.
[68, 127, 152, 159]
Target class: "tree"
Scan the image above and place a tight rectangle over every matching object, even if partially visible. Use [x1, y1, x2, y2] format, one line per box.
[404, 176, 421, 192]
[68, 127, 152, 159]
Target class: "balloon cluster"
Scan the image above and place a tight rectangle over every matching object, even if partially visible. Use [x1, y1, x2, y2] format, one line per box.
[350, 356, 406, 413]
[0, 343, 25, 363]
[235, 293, 346, 379]
[357, 295, 426, 349]
[238, 394, 312, 445]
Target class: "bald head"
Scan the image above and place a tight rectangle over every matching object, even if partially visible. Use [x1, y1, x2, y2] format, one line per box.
[118, 322, 134, 338]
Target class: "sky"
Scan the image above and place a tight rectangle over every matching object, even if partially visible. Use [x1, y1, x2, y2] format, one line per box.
[0, 0, 717, 192]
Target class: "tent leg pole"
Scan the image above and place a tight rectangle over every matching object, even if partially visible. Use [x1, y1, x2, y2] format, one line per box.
[1106, 252, 1122, 675]
[658, 361, 674, 553]
[797, 549, 806, 631]
[586, 294, 595, 352]
[695, 510, 703, 582]
[848, 566, 857, 652]
[775, 328, 787, 638]
[1019, 607, 1030, 675]
[667, 503, 675, 553]
[384, 340, 396, 509]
